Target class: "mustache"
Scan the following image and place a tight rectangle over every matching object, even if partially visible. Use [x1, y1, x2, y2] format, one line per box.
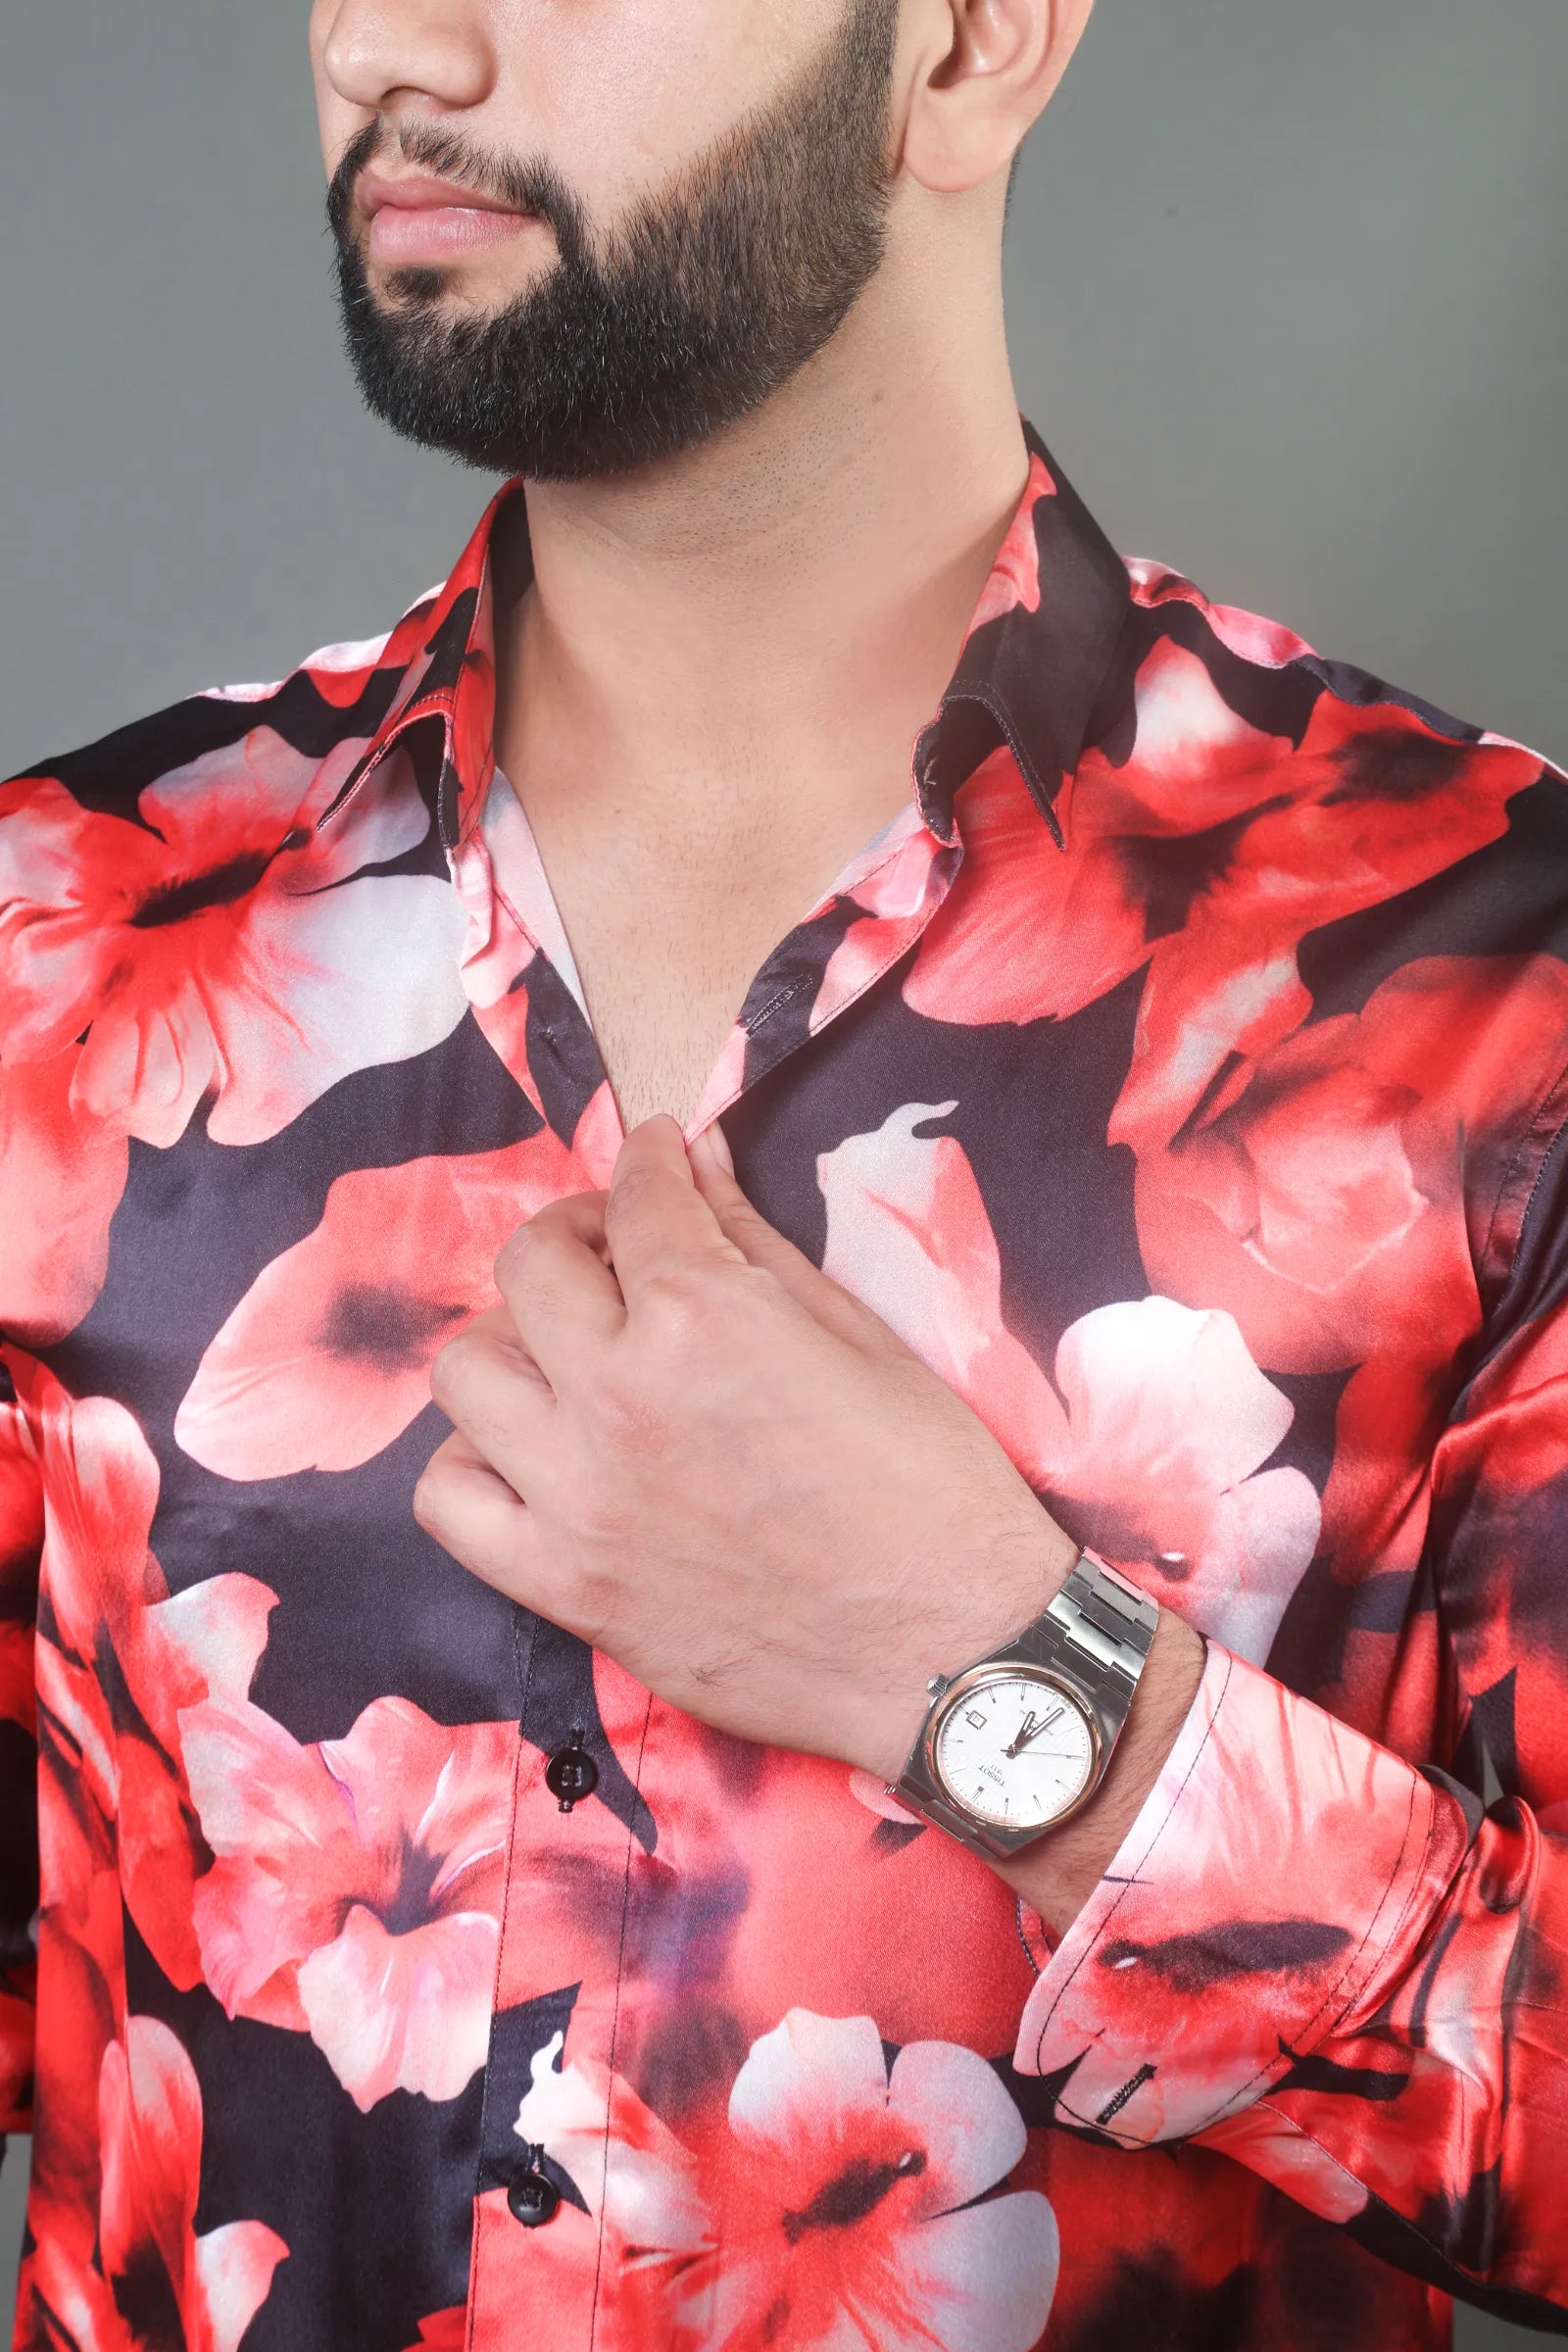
[326, 118, 588, 262]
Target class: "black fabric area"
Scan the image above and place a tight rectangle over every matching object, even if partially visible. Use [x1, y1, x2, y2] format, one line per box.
[520, 949, 616, 1152]
[1059, 2248, 1261, 2352]
[1297, 772, 1568, 1024]
[473, 1984, 583, 2204]
[31, 662, 407, 822]
[517, 1614, 656, 1851]
[730, 958, 1150, 1377]
[1347, 2176, 1568, 2335]
[123, 1915, 483, 2352]
[0, 1721, 39, 1967]
[48, 1008, 542, 1460]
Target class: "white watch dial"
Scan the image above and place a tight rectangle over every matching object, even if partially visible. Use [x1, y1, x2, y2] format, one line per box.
[930, 1672, 1096, 1831]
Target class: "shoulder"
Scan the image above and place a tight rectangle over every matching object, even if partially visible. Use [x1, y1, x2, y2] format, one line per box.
[0, 580, 464, 1181]
[1086, 553, 1568, 960]
[1082, 559, 1568, 1300]
[1112, 552, 1563, 814]
[0, 582, 448, 1029]
[0, 582, 447, 833]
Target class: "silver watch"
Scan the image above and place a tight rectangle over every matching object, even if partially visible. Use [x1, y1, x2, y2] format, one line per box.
[889, 1548, 1158, 1861]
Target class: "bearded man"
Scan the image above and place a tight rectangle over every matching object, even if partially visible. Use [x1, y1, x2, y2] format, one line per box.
[2, 2, 1565, 2346]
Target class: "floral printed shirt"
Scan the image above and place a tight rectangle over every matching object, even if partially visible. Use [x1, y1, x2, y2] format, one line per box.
[3, 419, 1567, 2352]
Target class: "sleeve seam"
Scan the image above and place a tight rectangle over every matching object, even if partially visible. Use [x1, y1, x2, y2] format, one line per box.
[1479, 1050, 1568, 1298]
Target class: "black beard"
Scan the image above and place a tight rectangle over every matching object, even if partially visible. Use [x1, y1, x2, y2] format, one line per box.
[326, 0, 901, 482]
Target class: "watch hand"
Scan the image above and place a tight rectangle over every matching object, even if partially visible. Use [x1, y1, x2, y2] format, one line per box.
[1005, 1704, 1065, 1758]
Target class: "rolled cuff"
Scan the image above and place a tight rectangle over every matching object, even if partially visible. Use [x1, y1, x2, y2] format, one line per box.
[1011, 1642, 1444, 2146]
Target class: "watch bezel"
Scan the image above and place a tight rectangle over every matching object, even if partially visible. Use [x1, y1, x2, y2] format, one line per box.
[924, 1660, 1103, 1835]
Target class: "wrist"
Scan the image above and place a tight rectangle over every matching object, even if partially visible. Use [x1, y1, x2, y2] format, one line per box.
[854, 1520, 1081, 1787]
[993, 1607, 1205, 1936]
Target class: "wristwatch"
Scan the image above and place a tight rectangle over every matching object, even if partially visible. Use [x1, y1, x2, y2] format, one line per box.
[889, 1548, 1159, 1862]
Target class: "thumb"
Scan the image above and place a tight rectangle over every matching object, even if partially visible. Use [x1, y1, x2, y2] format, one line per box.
[688, 1123, 898, 1355]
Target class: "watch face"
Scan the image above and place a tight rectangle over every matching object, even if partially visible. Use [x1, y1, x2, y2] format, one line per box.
[930, 1671, 1096, 1832]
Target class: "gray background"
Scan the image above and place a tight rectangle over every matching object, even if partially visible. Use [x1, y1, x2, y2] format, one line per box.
[1, 0, 1562, 2341]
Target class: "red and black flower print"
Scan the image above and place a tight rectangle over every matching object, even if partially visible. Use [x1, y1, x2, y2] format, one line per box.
[3, 420, 1567, 2350]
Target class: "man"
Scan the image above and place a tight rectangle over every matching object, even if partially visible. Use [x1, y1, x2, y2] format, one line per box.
[1, 0, 1563, 2342]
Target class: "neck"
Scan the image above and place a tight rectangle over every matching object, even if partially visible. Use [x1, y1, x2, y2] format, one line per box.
[490, 225, 1029, 824]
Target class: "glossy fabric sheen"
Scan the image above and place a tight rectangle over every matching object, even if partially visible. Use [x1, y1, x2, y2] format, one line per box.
[2, 421, 1567, 2350]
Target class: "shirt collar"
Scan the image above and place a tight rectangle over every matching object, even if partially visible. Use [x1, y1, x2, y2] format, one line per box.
[320, 415, 1131, 854]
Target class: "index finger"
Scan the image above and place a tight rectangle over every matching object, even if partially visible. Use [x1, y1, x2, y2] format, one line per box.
[602, 1115, 740, 1302]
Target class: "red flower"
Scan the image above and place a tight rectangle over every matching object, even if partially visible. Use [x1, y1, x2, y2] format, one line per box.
[24, 1864, 126, 2273]
[174, 1126, 579, 1480]
[816, 1099, 1066, 1480]
[906, 640, 1299, 1029]
[1105, 671, 1541, 1160]
[905, 637, 1540, 1058]
[17, 2014, 287, 2352]
[967, 448, 1055, 629]
[182, 1693, 517, 2111]
[13, 1352, 278, 1991]
[472, 2009, 1058, 2351]
[815, 1106, 1320, 1661]
[0, 1050, 129, 1346]
[0, 731, 467, 1151]
[1132, 955, 1568, 1384]
[401, 2314, 466, 2352]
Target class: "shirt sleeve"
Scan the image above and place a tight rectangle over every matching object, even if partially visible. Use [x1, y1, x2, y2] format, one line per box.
[0, 1354, 43, 2140]
[1012, 1159, 1568, 2333]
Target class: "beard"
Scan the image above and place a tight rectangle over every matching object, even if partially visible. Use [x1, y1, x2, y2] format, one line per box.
[326, 0, 901, 482]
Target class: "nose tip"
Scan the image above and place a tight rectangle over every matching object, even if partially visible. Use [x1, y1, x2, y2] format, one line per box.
[318, 1, 495, 117]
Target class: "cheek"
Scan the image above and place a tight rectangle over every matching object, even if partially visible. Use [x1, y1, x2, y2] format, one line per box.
[494, 0, 793, 208]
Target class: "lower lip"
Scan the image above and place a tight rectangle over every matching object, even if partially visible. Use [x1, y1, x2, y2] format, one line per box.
[368, 204, 540, 267]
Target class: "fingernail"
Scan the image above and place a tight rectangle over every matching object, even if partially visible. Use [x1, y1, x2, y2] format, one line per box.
[701, 1120, 734, 1176]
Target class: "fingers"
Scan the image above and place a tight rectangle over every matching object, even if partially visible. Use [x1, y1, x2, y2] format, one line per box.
[603, 1116, 740, 1302]
[494, 1187, 625, 1389]
[412, 1429, 541, 1600]
[687, 1121, 896, 1356]
[429, 1308, 558, 1501]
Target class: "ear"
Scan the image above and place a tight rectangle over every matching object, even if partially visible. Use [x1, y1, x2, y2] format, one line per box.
[900, 0, 1094, 199]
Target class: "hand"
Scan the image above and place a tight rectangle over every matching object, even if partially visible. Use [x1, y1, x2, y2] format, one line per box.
[412, 1113, 1082, 1787]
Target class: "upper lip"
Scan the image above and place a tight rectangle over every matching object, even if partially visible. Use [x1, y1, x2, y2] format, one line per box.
[357, 169, 525, 217]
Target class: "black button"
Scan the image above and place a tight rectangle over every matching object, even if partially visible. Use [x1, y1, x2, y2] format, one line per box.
[545, 1740, 598, 1811]
[507, 2166, 561, 2229]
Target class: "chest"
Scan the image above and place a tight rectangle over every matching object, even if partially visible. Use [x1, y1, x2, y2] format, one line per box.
[26, 749, 1460, 2348]
[485, 764, 922, 1136]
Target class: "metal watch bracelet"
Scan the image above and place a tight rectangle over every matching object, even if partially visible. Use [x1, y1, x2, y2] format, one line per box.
[1021, 1548, 1159, 1694]
[891, 1547, 1160, 1861]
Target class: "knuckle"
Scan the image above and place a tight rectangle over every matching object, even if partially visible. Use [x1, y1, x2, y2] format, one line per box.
[642, 1265, 723, 1352]
[557, 1560, 621, 1650]
[494, 1215, 546, 1289]
[411, 1463, 450, 1532]
[593, 1371, 664, 1458]
[576, 1482, 635, 1546]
